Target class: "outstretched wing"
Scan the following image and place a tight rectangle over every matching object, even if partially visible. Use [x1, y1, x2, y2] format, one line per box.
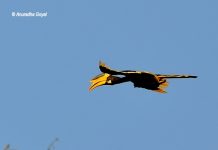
[99, 61, 157, 77]
[156, 74, 197, 78]
[99, 61, 122, 75]
[153, 74, 197, 93]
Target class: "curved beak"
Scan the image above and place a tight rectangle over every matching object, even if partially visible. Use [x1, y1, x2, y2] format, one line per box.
[89, 73, 110, 91]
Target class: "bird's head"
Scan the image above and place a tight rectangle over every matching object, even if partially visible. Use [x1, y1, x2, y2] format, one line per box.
[89, 73, 113, 91]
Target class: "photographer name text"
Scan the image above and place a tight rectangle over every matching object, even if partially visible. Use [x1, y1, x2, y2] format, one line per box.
[12, 11, 48, 18]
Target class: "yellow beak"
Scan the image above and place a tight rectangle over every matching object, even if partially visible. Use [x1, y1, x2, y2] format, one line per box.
[89, 73, 110, 91]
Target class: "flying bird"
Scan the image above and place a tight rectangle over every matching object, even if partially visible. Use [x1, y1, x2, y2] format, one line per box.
[89, 61, 197, 93]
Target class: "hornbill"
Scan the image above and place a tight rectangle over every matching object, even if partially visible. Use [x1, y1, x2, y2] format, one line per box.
[89, 61, 197, 93]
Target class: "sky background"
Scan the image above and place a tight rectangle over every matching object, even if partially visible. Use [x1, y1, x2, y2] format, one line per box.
[0, 0, 218, 150]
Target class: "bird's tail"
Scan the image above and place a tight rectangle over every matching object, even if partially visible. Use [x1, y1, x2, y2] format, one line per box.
[156, 74, 197, 78]
[153, 78, 169, 93]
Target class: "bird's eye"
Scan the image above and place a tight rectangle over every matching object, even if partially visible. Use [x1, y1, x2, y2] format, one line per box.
[108, 80, 112, 83]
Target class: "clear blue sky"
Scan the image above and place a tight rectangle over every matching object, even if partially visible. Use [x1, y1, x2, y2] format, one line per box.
[0, 0, 218, 150]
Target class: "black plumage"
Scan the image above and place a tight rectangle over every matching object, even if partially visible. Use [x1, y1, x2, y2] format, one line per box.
[89, 61, 197, 93]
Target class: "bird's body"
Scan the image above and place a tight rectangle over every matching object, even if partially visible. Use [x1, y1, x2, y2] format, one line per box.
[89, 61, 197, 93]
